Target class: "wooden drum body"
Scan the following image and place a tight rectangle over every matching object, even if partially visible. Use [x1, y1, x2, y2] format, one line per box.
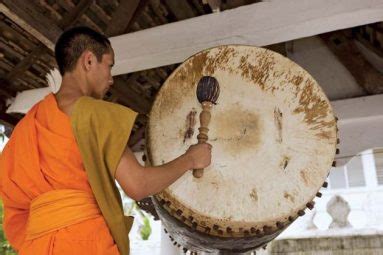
[146, 45, 337, 253]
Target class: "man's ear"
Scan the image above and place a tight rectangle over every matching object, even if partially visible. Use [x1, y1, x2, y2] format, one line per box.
[83, 50, 95, 71]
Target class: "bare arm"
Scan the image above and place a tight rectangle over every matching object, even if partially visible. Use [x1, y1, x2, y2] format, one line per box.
[115, 143, 211, 201]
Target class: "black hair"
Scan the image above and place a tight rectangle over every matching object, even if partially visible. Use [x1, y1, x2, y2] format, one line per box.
[54, 26, 111, 75]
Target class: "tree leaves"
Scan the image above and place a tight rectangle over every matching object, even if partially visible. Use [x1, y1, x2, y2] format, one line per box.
[0, 200, 17, 255]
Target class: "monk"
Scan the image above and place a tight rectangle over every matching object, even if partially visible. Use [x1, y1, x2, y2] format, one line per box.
[0, 26, 212, 254]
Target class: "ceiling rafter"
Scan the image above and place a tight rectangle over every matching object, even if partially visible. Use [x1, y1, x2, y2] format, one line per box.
[1, 0, 153, 122]
[163, 0, 196, 20]
[0, 0, 62, 51]
[4, 0, 95, 83]
[104, 0, 141, 37]
[0, 0, 100, 126]
[58, 0, 94, 29]
[321, 31, 383, 94]
[5, 46, 47, 81]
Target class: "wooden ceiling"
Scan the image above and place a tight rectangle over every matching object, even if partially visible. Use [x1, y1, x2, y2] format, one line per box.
[0, 0, 263, 150]
[0, 0, 382, 151]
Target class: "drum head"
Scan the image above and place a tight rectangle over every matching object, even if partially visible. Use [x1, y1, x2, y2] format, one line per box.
[147, 45, 337, 238]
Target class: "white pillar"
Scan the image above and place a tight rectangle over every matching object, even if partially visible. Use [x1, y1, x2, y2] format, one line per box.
[361, 149, 378, 188]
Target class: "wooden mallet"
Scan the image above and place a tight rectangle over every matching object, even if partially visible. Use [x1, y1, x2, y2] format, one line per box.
[193, 76, 220, 178]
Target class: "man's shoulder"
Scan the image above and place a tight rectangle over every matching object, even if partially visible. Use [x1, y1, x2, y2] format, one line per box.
[10, 102, 40, 135]
[73, 97, 137, 119]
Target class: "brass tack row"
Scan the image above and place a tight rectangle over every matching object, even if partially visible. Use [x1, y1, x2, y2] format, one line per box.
[276, 221, 284, 229]
[159, 197, 303, 238]
[306, 201, 315, 210]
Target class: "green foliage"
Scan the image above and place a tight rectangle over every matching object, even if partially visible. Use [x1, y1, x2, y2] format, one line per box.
[0, 200, 17, 255]
[0, 125, 5, 142]
[129, 202, 152, 240]
[138, 213, 152, 241]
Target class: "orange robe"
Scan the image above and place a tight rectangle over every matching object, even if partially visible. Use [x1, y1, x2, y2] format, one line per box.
[0, 94, 120, 254]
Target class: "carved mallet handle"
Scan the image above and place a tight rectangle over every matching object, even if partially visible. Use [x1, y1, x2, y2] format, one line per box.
[193, 76, 220, 178]
[193, 102, 213, 178]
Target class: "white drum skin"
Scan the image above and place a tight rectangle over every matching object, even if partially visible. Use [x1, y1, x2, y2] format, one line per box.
[147, 45, 337, 253]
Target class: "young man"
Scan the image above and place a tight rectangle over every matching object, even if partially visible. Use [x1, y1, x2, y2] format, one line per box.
[0, 27, 212, 255]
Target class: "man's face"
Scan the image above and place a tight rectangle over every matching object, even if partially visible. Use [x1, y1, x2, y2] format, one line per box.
[88, 49, 114, 99]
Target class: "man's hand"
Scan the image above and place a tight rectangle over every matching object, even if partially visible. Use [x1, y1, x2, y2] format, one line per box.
[184, 143, 212, 169]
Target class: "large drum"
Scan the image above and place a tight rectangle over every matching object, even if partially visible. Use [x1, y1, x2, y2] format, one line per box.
[146, 45, 337, 253]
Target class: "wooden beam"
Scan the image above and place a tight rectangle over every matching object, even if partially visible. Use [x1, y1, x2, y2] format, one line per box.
[110, 0, 383, 75]
[321, 32, 383, 94]
[2, 0, 96, 95]
[355, 33, 383, 59]
[203, 0, 222, 13]
[5, 46, 47, 81]
[1, 0, 62, 50]
[104, 0, 142, 36]
[58, 0, 94, 29]
[332, 94, 383, 166]
[1, 0, 93, 50]
[354, 40, 383, 76]
[164, 0, 196, 20]
[2, 0, 153, 114]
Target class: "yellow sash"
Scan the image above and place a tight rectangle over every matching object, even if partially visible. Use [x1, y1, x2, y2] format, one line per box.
[71, 97, 137, 255]
[26, 189, 101, 240]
